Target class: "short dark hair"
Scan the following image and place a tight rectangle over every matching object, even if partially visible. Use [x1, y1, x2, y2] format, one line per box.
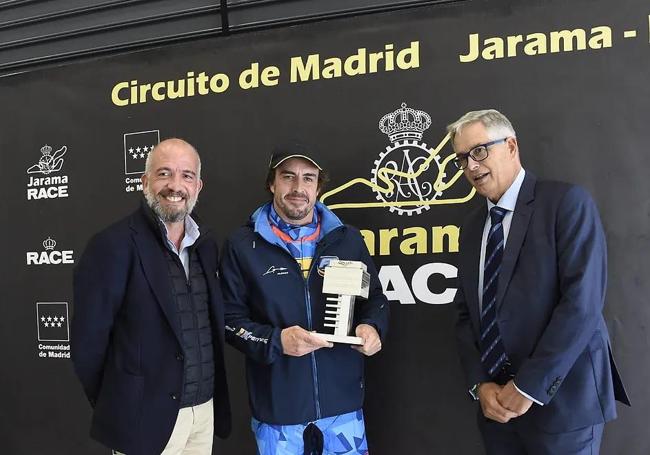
[265, 166, 330, 195]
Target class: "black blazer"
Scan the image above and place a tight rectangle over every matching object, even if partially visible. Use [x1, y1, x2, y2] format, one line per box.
[72, 203, 231, 455]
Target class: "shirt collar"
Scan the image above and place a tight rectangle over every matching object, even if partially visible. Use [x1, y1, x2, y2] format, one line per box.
[159, 215, 200, 250]
[487, 167, 526, 213]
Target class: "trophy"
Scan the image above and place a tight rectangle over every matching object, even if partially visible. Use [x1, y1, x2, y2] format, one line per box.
[315, 260, 370, 345]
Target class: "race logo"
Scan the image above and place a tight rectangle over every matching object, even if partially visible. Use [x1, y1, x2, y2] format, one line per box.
[124, 129, 160, 193]
[26, 145, 70, 200]
[318, 103, 476, 305]
[373, 103, 438, 215]
[26, 237, 74, 266]
[27, 144, 66, 175]
[320, 103, 474, 214]
[36, 302, 70, 359]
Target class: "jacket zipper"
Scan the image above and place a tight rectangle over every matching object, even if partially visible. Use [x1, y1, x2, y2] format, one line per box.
[304, 227, 343, 421]
[171, 244, 202, 405]
[304, 280, 321, 420]
[262, 226, 344, 422]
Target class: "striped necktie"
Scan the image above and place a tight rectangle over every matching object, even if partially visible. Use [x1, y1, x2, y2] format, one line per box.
[480, 206, 509, 378]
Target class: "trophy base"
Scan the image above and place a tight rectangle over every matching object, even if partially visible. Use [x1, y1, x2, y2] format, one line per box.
[314, 333, 364, 345]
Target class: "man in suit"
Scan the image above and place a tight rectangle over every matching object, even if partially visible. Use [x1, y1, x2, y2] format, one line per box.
[72, 138, 230, 455]
[450, 110, 629, 454]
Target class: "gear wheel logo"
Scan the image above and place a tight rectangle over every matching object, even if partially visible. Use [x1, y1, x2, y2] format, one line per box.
[372, 103, 441, 216]
[371, 139, 444, 216]
[319, 102, 475, 212]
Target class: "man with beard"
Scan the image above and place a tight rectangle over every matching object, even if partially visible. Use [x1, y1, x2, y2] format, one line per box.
[72, 138, 231, 455]
[220, 142, 389, 455]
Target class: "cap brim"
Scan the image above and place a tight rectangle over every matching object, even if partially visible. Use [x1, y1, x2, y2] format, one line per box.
[271, 154, 322, 170]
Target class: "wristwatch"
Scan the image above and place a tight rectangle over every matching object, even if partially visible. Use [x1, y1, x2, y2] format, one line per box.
[469, 382, 482, 401]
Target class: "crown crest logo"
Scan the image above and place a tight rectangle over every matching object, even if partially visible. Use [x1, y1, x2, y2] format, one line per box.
[43, 237, 57, 250]
[40, 145, 53, 156]
[378, 103, 432, 142]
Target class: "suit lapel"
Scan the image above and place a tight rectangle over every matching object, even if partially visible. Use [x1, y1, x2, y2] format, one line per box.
[130, 209, 184, 345]
[496, 172, 536, 309]
[462, 206, 487, 330]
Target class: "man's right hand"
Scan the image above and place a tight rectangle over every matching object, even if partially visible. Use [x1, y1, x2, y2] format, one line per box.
[477, 382, 519, 423]
[281, 326, 333, 356]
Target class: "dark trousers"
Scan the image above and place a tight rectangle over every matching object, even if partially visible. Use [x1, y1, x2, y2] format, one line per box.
[478, 411, 604, 455]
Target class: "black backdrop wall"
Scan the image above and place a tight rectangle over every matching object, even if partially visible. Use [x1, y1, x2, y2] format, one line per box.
[1, 0, 648, 453]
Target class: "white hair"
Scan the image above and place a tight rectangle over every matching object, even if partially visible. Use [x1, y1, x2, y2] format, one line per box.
[446, 109, 516, 143]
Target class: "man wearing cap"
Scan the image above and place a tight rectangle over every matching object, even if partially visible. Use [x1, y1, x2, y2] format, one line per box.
[220, 143, 389, 455]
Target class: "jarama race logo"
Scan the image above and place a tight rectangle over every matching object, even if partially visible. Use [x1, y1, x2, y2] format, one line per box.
[26, 145, 70, 200]
[320, 103, 475, 305]
[321, 103, 474, 213]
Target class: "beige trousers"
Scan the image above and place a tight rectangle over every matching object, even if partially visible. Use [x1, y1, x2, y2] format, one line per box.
[113, 399, 214, 455]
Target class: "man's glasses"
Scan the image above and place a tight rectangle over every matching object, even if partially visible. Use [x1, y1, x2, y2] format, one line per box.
[452, 138, 508, 170]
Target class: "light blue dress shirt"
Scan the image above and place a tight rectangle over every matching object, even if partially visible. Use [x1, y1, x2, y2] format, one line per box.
[160, 215, 200, 279]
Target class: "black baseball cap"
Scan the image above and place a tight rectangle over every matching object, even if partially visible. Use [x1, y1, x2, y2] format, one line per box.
[268, 142, 323, 171]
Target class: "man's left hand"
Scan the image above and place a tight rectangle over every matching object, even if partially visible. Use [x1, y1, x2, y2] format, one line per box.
[497, 380, 533, 416]
[352, 324, 382, 356]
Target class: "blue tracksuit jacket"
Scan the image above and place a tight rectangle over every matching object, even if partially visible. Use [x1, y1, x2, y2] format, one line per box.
[220, 202, 389, 424]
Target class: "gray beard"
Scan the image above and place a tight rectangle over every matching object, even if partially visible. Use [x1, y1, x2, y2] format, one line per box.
[144, 190, 198, 223]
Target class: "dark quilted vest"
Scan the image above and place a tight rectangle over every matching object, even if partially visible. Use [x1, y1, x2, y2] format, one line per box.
[164, 247, 215, 408]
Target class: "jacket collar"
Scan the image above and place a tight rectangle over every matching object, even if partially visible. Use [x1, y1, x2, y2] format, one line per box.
[494, 170, 536, 308]
[135, 198, 209, 248]
[250, 201, 343, 251]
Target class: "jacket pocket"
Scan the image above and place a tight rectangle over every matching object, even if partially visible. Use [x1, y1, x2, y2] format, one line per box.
[92, 365, 144, 449]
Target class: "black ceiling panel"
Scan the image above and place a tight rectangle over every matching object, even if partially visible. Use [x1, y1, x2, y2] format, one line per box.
[0, 0, 459, 75]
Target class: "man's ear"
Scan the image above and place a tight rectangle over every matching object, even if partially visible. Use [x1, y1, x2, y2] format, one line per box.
[507, 136, 519, 156]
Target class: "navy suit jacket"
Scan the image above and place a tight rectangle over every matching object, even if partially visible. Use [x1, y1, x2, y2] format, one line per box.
[455, 172, 629, 433]
[71, 203, 231, 455]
